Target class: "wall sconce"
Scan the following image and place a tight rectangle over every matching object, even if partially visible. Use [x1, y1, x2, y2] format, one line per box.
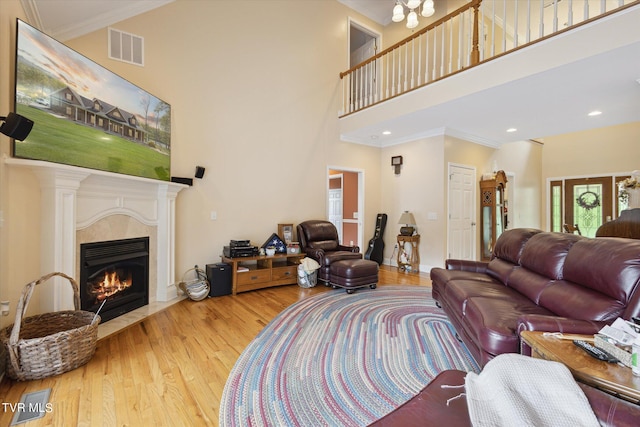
[0, 112, 34, 141]
[391, 155, 403, 174]
[195, 166, 206, 179]
[398, 210, 417, 236]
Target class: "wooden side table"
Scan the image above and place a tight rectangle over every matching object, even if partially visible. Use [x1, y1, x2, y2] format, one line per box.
[520, 331, 640, 402]
[397, 234, 420, 272]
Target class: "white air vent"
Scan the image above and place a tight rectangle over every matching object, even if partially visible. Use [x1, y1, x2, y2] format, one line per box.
[108, 28, 144, 66]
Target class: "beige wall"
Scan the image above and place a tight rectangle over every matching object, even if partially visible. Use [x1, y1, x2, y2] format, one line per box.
[381, 135, 445, 270]
[489, 139, 543, 229]
[0, 0, 387, 324]
[541, 122, 640, 226]
[0, 0, 40, 325]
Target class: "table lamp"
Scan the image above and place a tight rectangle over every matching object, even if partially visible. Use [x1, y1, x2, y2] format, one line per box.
[398, 211, 416, 236]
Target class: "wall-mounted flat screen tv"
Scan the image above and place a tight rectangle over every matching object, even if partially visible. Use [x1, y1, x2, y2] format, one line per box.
[13, 19, 170, 181]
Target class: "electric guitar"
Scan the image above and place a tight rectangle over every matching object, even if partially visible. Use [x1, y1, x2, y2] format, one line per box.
[365, 213, 387, 265]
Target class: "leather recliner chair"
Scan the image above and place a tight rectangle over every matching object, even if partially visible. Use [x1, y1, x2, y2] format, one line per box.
[297, 220, 362, 284]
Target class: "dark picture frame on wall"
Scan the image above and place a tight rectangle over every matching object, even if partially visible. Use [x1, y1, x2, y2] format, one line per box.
[12, 19, 171, 181]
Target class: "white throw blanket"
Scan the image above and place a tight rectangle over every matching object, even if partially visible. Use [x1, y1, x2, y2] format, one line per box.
[464, 353, 599, 427]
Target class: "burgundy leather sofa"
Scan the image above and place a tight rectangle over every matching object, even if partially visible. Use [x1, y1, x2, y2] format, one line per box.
[430, 228, 640, 366]
[370, 369, 640, 426]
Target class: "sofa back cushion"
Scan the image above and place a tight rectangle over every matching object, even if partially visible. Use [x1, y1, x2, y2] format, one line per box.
[563, 237, 640, 304]
[518, 232, 582, 280]
[491, 228, 542, 264]
[486, 228, 542, 282]
[506, 268, 553, 305]
[535, 237, 640, 321]
[506, 232, 584, 307]
[538, 281, 626, 321]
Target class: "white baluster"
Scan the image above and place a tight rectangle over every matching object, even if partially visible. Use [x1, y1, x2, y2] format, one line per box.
[411, 38, 415, 89]
[440, 24, 445, 78]
[514, 0, 519, 47]
[526, 0, 531, 43]
[385, 54, 390, 100]
[456, 15, 464, 73]
[567, 0, 573, 27]
[502, 0, 507, 52]
[584, 1, 590, 21]
[425, 31, 430, 83]
[417, 36, 422, 86]
[539, 0, 544, 38]
[492, 0, 497, 56]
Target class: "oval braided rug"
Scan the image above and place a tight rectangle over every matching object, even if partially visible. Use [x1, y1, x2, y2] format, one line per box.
[220, 286, 479, 426]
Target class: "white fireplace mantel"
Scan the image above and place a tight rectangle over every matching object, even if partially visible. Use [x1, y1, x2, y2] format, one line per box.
[5, 156, 187, 312]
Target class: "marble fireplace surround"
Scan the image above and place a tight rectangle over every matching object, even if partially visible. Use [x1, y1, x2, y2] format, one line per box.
[6, 157, 187, 337]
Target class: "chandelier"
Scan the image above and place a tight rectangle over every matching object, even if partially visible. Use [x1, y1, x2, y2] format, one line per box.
[392, 0, 435, 29]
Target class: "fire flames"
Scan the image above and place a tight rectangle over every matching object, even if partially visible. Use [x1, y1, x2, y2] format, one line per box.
[91, 269, 133, 302]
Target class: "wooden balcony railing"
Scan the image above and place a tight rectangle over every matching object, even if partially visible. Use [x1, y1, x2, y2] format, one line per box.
[339, 0, 639, 117]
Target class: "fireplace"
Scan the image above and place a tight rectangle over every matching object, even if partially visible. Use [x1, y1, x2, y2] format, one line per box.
[80, 237, 150, 322]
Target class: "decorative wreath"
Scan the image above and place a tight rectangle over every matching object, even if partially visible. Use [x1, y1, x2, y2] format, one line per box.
[576, 191, 600, 210]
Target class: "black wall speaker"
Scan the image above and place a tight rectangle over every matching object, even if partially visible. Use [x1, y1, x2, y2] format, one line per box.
[171, 177, 193, 186]
[0, 112, 34, 141]
[195, 166, 205, 179]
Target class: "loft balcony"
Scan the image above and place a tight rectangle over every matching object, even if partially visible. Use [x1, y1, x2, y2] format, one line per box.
[339, 0, 640, 147]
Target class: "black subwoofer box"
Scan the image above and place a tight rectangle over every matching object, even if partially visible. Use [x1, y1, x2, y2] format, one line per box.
[206, 263, 232, 297]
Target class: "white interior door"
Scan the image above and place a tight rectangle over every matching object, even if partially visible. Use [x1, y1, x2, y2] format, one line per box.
[328, 187, 343, 243]
[448, 164, 476, 260]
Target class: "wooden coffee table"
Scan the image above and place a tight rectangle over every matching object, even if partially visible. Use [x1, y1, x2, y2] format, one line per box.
[520, 331, 640, 403]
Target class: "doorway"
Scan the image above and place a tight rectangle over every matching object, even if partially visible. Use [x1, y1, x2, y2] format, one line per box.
[349, 20, 379, 67]
[327, 168, 364, 250]
[348, 19, 381, 107]
[447, 163, 476, 260]
[549, 176, 614, 237]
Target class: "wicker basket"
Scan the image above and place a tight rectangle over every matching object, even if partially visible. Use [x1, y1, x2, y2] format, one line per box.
[177, 266, 210, 301]
[0, 272, 100, 381]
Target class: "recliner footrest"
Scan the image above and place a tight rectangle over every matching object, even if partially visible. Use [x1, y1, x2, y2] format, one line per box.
[330, 259, 378, 291]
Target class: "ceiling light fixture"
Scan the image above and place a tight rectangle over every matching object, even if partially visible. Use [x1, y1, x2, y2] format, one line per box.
[382, 131, 392, 135]
[588, 110, 602, 116]
[392, 0, 435, 29]
[506, 128, 517, 133]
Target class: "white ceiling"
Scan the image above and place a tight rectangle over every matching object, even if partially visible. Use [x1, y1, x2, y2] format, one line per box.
[21, 0, 175, 41]
[337, 0, 397, 26]
[21, 0, 640, 148]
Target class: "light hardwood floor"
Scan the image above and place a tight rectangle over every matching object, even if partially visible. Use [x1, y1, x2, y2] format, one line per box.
[0, 266, 430, 426]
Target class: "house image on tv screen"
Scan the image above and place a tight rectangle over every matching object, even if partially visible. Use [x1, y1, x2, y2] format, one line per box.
[50, 86, 148, 145]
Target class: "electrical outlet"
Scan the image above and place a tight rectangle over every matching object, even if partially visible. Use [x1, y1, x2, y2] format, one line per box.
[1, 301, 9, 316]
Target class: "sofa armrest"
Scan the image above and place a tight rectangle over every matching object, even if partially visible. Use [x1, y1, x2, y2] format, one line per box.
[337, 244, 360, 253]
[304, 248, 325, 264]
[445, 259, 489, 273]
[517, 314, 606, 356]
